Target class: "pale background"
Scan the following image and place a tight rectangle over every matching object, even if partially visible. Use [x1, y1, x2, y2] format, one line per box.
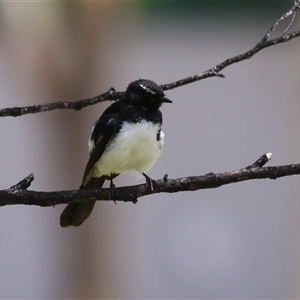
[0, 1, 300, 299]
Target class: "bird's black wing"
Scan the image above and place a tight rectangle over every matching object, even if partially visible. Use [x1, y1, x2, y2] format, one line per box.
[81, 112, 122, 186]
[60, 111, 122, 227]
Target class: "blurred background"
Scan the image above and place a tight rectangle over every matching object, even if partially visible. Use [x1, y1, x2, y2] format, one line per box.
[0, 1, 300, 298]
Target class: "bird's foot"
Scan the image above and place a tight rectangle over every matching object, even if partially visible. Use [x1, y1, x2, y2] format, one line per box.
[109, 180, 117, 204]
[142, 173, 157, 194]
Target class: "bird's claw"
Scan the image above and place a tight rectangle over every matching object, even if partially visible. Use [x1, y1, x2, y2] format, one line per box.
[109, 182, 117, 204]
[143, 173, 157, 194]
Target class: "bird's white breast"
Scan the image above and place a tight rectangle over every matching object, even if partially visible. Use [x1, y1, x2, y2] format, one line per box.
[92, 120, 164, 178]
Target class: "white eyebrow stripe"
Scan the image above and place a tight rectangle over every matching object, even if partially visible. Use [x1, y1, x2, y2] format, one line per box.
[139, 83, 156, 95]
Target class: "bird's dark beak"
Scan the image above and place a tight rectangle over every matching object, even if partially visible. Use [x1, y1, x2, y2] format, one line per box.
[161, 97, 172, 103]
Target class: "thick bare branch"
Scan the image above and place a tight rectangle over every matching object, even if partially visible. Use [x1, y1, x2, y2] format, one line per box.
[0, 2, 299, 117]
[1, 153, 300, 208]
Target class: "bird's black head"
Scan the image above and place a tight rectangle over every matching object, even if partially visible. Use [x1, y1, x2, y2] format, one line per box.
[125, 79, 172, 111]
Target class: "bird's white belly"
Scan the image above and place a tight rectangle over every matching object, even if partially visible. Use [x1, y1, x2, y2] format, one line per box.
[92, 121, 164, 177]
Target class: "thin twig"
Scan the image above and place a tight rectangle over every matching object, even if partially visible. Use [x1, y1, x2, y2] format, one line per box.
[0, 2, 299, 117]
[0, 88, 121, 117]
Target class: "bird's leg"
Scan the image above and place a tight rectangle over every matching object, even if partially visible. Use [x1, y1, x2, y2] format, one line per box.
[142, 173, 156, 194]
[109, 174, 117, 204]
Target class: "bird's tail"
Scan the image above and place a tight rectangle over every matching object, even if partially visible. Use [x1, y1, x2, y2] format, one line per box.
[60, 177, 105, 227]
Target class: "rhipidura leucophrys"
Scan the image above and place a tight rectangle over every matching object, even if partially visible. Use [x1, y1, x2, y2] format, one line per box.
[60, 79, 172, 227]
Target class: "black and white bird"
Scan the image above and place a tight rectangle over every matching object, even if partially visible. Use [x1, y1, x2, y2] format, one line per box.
[60, 79, 172, 227]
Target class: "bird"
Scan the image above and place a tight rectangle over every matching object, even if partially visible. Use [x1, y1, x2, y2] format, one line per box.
[60, 79, 172, 227]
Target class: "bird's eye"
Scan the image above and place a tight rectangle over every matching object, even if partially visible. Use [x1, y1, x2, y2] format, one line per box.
[142, 92, 152, 101]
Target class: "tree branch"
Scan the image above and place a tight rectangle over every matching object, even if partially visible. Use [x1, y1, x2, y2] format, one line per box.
[0, 1, 299, 117]
[1, 153, 300, 207]
[1, 4, 300, 208]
